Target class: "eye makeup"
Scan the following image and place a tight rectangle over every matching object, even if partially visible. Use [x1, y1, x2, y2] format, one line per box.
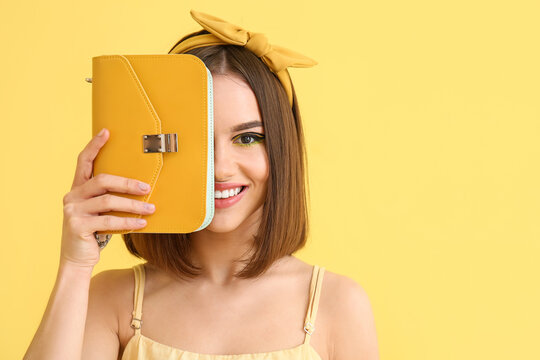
[232, 132, 265, 147]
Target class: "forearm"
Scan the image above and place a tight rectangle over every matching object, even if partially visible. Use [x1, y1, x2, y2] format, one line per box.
[24, 260, 93, 360]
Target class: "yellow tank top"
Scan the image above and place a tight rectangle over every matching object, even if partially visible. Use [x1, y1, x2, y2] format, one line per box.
[121, 263, 325, 360]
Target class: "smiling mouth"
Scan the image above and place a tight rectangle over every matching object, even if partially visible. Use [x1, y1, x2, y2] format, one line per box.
[214, 186, 247, 199]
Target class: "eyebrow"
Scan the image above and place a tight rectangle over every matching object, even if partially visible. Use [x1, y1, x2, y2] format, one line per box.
[230, 120, 264, 132]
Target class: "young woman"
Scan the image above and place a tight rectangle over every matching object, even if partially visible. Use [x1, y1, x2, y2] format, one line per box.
[24, 10, 379, 360]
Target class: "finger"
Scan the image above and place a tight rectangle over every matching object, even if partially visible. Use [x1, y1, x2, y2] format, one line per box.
[71, 128, 109, 189]
[76, 173, 151, 201]
[79, 193, 155, 216]
[83, 214, 148, 233]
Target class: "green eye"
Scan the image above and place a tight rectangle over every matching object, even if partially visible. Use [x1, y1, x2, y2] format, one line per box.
[233, 132, 265, 147]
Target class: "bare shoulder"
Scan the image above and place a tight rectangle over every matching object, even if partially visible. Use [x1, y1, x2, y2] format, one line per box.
[87, 267, 135, 332]
[90, 266, 134, 291]
[90, 266, 134, 301]
[319, 269, 380, 360]
[83, 267, 135, 359]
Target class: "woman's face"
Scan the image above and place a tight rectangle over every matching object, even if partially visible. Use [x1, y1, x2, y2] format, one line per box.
[204, 73, 269, 233]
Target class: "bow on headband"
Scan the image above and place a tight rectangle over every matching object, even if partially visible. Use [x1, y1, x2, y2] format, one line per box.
[168, 9, 318, 107]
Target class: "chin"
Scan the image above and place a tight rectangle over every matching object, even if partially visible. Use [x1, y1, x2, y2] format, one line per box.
[201, 202, 264, 234]
[204, 214, 244, 233]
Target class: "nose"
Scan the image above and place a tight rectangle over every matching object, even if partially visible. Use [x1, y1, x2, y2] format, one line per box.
[213, 138, 236, 181]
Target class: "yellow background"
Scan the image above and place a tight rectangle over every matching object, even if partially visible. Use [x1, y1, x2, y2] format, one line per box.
[1, 0, 539, 358]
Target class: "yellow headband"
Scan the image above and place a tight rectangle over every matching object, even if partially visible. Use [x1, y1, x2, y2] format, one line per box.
[168, 9, 318, 107]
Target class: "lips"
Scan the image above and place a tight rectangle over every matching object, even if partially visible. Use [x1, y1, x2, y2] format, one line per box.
[214, 186, 248, 209]
[214, 182, 247, 191]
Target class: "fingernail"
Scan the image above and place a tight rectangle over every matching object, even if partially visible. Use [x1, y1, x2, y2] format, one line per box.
[97, 128, 105, 137]
[137, 218, 146, 225]
[145, 203, 155, 211]
[139, 182, 150, 191]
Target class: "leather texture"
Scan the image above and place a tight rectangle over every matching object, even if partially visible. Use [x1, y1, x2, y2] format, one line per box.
[91, 54, 214, 234]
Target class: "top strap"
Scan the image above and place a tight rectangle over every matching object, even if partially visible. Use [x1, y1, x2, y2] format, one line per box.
[130, 263, 146, 334]
[303, 264, 325, 345]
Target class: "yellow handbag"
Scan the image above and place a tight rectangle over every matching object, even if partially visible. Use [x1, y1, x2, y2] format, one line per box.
[88, 54, 214, 235]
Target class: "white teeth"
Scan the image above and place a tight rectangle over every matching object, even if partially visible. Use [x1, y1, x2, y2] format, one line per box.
[215, 187, 243, 199]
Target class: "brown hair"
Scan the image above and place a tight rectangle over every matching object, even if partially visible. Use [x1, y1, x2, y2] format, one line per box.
[122, 30, 311, 280]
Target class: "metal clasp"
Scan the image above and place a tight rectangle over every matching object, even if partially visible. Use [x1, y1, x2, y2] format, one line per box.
[85, 77, 92, 83]
[130, 317, 143, 329]
[143, 133, 178, 153]
[303, 321, 315, 335]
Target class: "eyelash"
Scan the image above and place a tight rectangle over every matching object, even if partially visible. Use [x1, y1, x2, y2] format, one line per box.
[232, 132, 265, 147]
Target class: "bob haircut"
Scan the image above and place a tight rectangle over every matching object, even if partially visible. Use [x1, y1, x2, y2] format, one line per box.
[122, 29, 311, 280]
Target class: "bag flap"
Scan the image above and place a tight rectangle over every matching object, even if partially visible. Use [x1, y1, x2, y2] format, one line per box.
[91, 54, 212, 234]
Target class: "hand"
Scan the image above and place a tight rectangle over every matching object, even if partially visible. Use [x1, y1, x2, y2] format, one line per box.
[59, 128, 156, 269]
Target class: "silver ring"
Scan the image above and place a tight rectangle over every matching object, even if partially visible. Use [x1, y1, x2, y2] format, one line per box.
[94, 232, 112, 249]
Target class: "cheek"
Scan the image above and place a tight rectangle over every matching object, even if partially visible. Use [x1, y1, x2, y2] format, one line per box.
[244, 147, 269, 184]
